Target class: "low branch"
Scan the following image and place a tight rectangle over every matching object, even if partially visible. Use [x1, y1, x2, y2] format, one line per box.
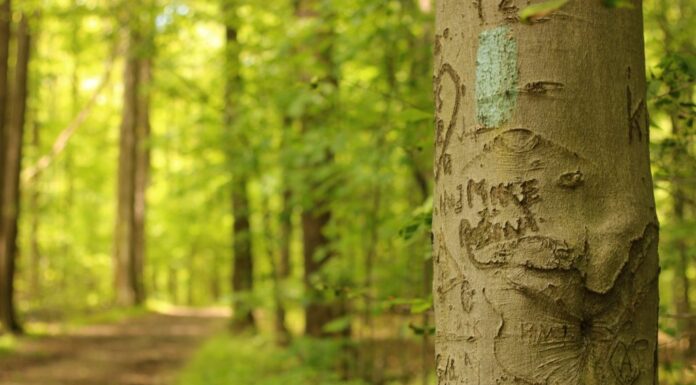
[22, 46, 119, 182]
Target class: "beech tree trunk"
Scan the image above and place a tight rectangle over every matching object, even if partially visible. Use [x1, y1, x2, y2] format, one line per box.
[0, 13, 30, 333]
[114, 22, 151, 307]
[433, 2, 659, 384]
[224, 3, 255, 330]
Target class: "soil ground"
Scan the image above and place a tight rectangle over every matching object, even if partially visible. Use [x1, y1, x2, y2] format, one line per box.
[0, 309, 227, 385]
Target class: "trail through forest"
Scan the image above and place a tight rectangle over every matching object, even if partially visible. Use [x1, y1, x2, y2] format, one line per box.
[0, 309, 227, 385]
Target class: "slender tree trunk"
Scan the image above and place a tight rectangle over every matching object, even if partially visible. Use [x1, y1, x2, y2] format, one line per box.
[168, 266, 178, 304]
[231, 178, 254, 328]
[224, 3, 254, 330]
[133, 57, 151, 304]
[296, 0, 347, 340]
[29, 121, 40, 298]
[433, 2, 659, 384]
[275, 184, 292, 341]
[114, 33, 138, 306]
[210, 256, 221, 302]
[275, 116, 294, 342]
[302, 207, 337, 337]
[670, 110, 695, 356]
[114, 23, 150, 307]
[0, 13, 30, 334]
[187, 246, 195, 306]
[0, 0, 11, 247]
[259, 188, 290, 345]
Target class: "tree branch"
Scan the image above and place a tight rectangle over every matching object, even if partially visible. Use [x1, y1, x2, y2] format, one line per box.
[22, 43, 120, 182]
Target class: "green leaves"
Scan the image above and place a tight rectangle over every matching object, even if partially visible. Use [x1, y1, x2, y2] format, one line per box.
[518, 0, 568, 24]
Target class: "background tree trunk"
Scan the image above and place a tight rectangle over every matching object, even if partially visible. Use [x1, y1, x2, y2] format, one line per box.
[295, 0, 348, 340]
[231, 177, 254, 328]
[0, 13, 30, 333]
[114, 20, 150, 307]
[224, 2, 255, 330]
[0, 0, 9, 217]
[133, 56, 151, 305]
[433, 2, 659, 384]
[671, 110, 695, 357]
[275, 184, 292, 342]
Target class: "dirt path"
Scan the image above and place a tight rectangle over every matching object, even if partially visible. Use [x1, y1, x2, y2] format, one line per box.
[0, 309, 227, 385]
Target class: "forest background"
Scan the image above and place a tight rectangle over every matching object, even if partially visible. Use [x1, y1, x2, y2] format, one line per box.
[0, 0, 694, 384]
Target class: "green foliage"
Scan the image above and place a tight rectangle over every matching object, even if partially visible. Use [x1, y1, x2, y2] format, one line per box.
[177, 334, 367, 385]
[0, 335, 16, 357]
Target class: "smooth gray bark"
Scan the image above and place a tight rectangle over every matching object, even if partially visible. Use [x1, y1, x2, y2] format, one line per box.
[433, 2, 659, 384]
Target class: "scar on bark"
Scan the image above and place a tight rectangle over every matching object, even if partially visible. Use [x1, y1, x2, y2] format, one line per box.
[521, 81, 565, 95]
[627, 87, 647, 143]
[626, 68, 647, 143]
[498, 0, 519, 21]
[460, 279, 475, 313]
[498, 0, 517, 12]
[558, 171, 584, 189]
[473, 0, 483, 22]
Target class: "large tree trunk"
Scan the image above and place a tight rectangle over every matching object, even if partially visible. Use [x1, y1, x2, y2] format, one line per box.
[433, 2, 659, 384]
[0, 13, 30, 334]
[114, 24, 150, 307]
[224, 4, 255, 330]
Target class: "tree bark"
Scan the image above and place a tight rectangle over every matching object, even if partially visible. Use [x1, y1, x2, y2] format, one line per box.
[0, 13, 30, 334]
[433, 2, 659, 384]
[224, 3, 255, 330]
[114, 23, 150, 307]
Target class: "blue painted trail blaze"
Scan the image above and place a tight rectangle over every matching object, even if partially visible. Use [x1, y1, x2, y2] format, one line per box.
[475, 26, 518, 129]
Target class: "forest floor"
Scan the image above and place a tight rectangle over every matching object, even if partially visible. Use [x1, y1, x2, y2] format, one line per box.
[0, 308, 228, 385]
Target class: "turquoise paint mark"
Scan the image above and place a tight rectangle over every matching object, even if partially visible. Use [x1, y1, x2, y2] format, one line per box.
[475, 26, 518, 128]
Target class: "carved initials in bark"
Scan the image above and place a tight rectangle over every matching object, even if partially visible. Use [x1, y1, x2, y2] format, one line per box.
[498, 0, 517, 13]
[435, 63, 462, 179]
